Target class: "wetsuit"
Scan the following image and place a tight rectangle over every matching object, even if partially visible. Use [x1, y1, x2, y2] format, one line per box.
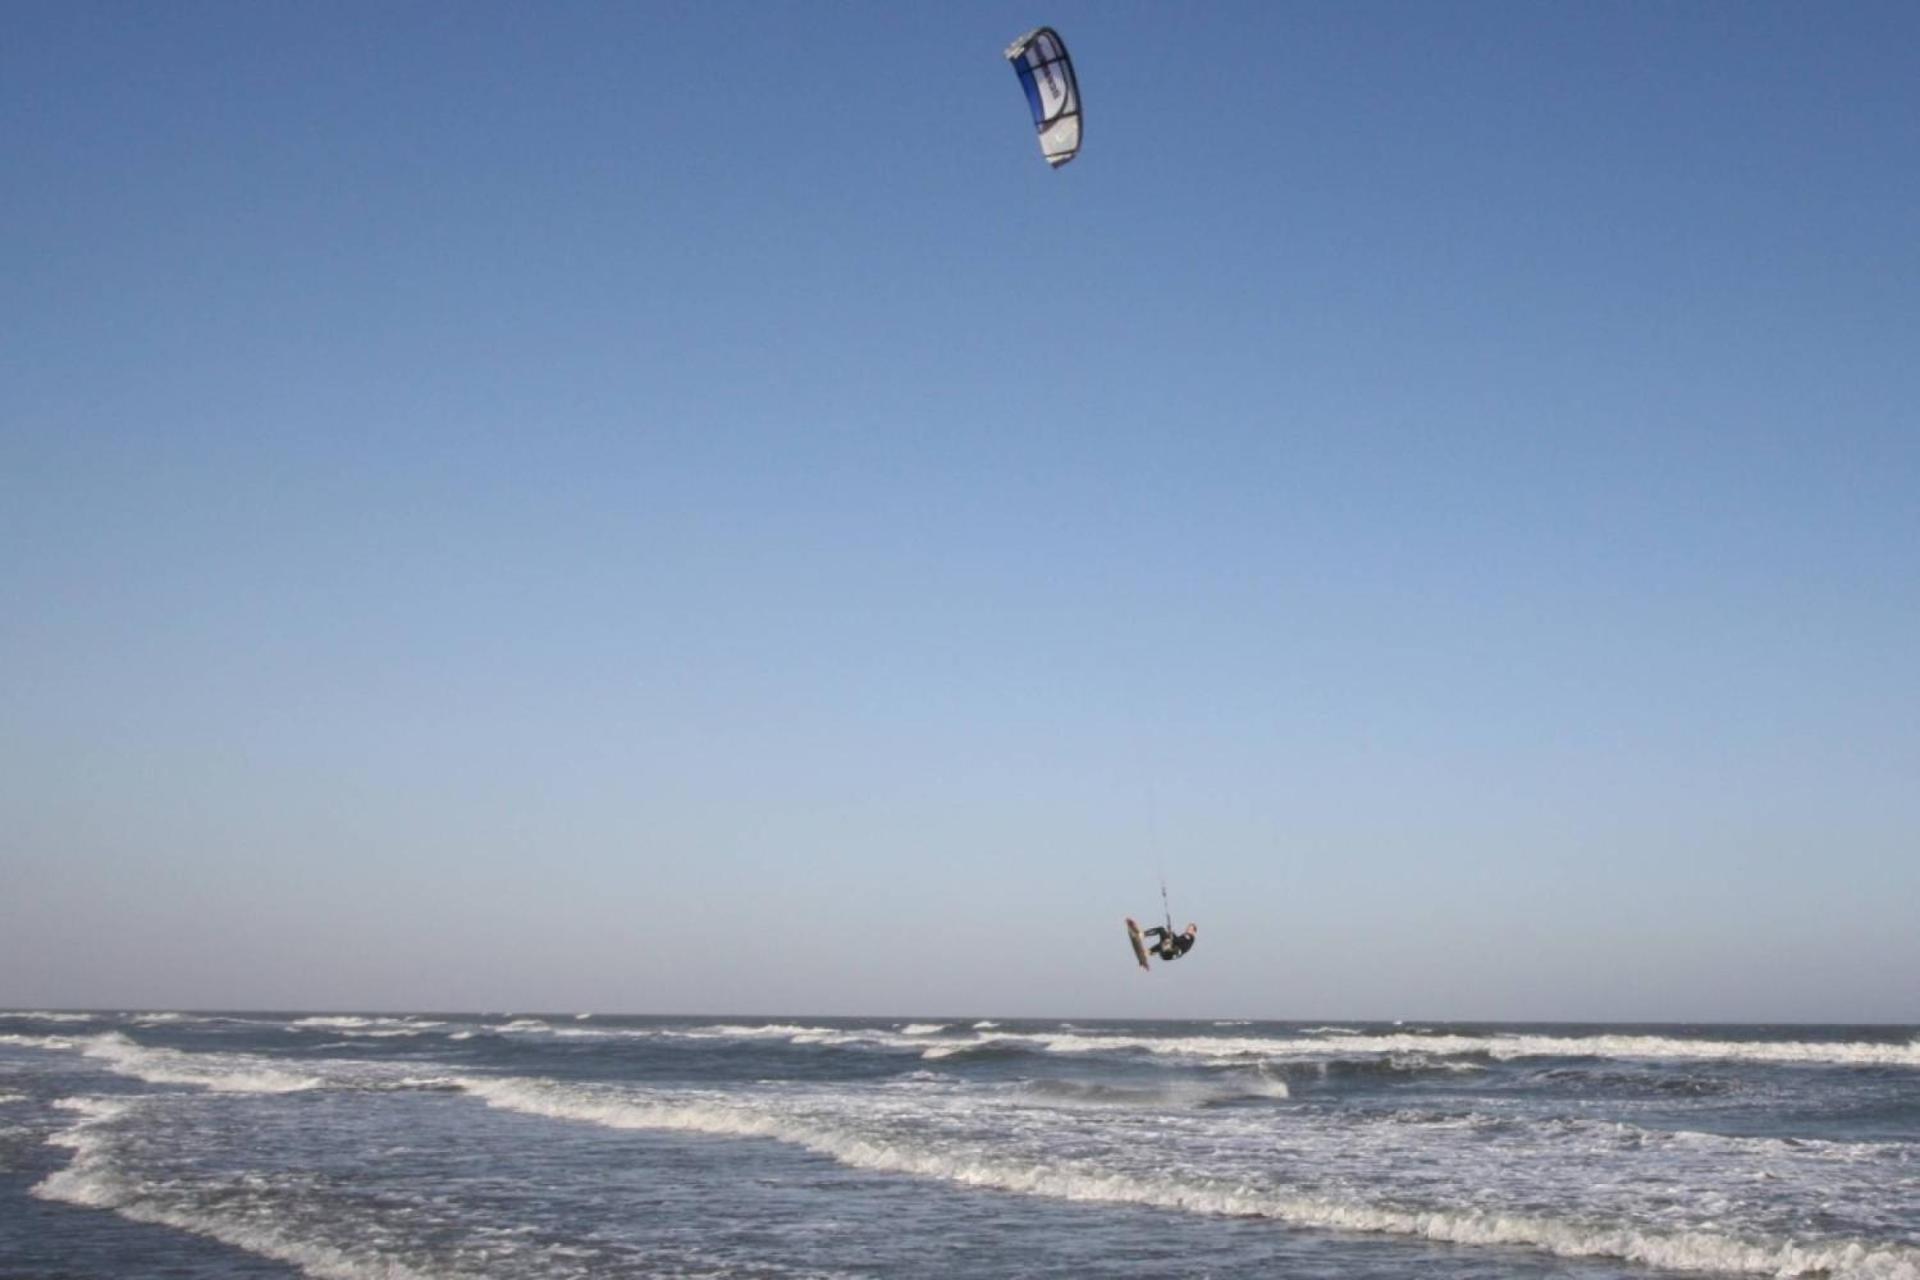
[1143, 927, 1194, 962]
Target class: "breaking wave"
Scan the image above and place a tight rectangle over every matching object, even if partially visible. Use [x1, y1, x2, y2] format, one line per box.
[493, 1019, 553, 1034]
[1289, 1053, 1492, 1083]
[292, 1016, 446, 1032]
[918, 1038, 1046, 1063]
[453, 1075, 1918, 1279]
[909, 1029, 1920, 1070]
[0, 1033, 78, 1051]
[3, 1011, 97, 1024]
[1019, 1072, 1289, 1109]
[592, 1024, 1920, 1071]
[80, 1034, 324, 1093]
[32, 1097, 449, 1280]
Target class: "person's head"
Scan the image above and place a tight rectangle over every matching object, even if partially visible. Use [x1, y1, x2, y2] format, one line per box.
[1185, 923, 1198, 936]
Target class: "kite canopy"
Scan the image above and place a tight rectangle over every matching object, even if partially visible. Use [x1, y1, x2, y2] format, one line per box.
[1006, 27, 1081, 168]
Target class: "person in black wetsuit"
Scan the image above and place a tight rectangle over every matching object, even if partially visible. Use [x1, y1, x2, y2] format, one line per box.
[1143, 922, 1198, 962]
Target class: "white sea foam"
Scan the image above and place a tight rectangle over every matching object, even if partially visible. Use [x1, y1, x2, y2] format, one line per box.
[0, 1033, 78, 1051]
[653, 1024, 910, 1055]
[492, 1019, 552, 1034]
[545, 1026, 660, 1041]
[1637, 1124, 1908, 1164]
[625, 1022, 1920, 1071]
[34, 1096, 136, 1207]
[1237, 1070, 1293, 1100]
[899, 1028, 1920, 1070]
[1371, 1107, 1909, 1167]
[4, 1010, 96, 1023]
[887, 1070, 951, 1086]
[0, 1091, 27, 1105]
[33, 1096, 450, 1280]
[919, 1038, 1021, 1060]
[393, 1075, 466, 1092]
[1019, 1072, 1289, 1109]
[124, 1012, 259, 1026]
[900, 1023, 948, 1036]
[291, 1016, 444, 1031]
[80, 1033, 324, 1093]
[454, 1075, 1919, 1279]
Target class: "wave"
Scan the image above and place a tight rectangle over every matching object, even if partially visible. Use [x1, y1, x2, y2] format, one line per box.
[452, 1075, 1917, 1279]
[607, 1023, 1920, 1071]
[80, 1033, 324, 1094]
[1018, 1079, 1201, 1108]
[650, 1024, 929, 1056]
[33, 1097, 137, 1207]
[1020, 1072, 1289, 1109]
[899, 1029, 1920, 1070]
[1631, 1123, 1909, 1165]
[124, 1012, 269, 1026]
[1360, 1107, 1910, 1165]
[389, 1076, 467, 1093]
[291, 1016, 446, 1031]
[33, 1096, 448, 1280]
[684, 1023, 838, 1039]
[0, 1033, 78, 1051]
[544, 1027, 632, 1040]
[1532, 1065, 1739, 1097]
[58, 1035, 447, 1096]
[972, 1020, 1000, 1029]
[497, 1020, 1920, 1072]
[3, 1010, 97, 1023]
[1290, 1053, 1492, 1083]
[0, 1091, 27, 1105]
[918, 1038, 1046, 1063]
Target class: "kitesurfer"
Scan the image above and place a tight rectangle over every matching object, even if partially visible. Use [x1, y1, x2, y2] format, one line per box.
[1143, 922, 1198, 963]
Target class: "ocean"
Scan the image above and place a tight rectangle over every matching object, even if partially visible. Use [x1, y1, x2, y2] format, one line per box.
[1, 1011, 1915, 1279]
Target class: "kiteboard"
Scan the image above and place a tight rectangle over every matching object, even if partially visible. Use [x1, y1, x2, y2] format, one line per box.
[1125, 917, 1150, 971]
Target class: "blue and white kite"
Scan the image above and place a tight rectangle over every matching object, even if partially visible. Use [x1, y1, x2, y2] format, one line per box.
[1006, 27, 1081, 168]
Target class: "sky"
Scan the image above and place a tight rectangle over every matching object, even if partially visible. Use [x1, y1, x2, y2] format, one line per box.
[3, 1, 1915, 1022]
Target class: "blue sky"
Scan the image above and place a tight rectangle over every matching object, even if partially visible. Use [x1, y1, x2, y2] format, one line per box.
[4, 2, 1915, 1020]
